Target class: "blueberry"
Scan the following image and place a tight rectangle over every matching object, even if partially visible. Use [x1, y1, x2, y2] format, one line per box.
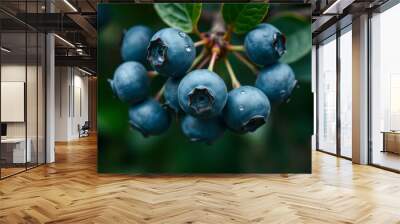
[108, 61, 149, 103]
[255, 63, 297, 103]
[128, 99, 171, 137]
[164, 77, 182, 113]
[121, 25, 153, 63]
[147, 28, 195, 78]
[181, 115, 225, 143]
[178, 69, 228, 118]
[244, 23, 286, 66]
[223, 86, 271, 133]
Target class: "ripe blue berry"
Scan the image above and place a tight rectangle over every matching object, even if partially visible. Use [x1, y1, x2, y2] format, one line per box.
[164, 77, 182, 113]
[178, 69, 228, 119]
[147, 28, 196, 78]
[121, 25, 153, 63]
[108, 61, 149, 103]
[255, 63, 297, 103]
[128, 99, 171, 137]
[181, 115, 225, 143]
[223, 86, 271, 133]
[244, 23, 286, 66]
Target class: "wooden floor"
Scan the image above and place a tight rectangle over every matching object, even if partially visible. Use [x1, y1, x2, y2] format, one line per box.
[1, 167, 26, 178]
[1, 135, 400, 224]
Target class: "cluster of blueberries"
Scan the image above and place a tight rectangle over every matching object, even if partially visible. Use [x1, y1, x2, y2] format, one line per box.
[108, 23, 297, 143]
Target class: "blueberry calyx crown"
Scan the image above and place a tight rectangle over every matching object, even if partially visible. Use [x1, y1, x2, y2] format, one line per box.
[273, 32, 286, 57]
[147, 38, 167, 67]
[241, 115, 266, 132]
[188, 86, 215, 115]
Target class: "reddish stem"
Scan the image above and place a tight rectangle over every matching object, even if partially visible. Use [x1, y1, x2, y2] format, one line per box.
[208, 47, 220, 71]
[155, 85, 165, 101]
[197, 55, 211, 69]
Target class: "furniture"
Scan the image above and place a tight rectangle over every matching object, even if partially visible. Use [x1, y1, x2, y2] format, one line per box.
[1, 123, 7, 137]
[1, 138, 31, 164]
[78, 121, 90, 138]
[382, 131, 400, 154]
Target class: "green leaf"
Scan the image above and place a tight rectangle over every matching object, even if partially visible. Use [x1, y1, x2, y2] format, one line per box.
[289, 52, 311, 83]
[270, 14, 312, 64]
[154, 3, 202, 33]
[222, 3, 269, 34]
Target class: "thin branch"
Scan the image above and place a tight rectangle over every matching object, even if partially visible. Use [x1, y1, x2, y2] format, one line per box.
[227, 44, 245, 52]
[211, 13, 226, 34]
[197, 55, 211, 69]
[194, 39, 207, 47]
[189, 48, 208, 71]
[147, 71, 158, 78]
[232, 51, 259, 75]
[208, 48, 219, 71]
[155, 84, 165, 101]
[224, 57, 241, 89]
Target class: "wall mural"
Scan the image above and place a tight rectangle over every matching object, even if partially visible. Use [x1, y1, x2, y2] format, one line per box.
[98, 3, 312, 173]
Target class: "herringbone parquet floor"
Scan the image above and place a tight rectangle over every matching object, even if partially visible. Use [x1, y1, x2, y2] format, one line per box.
[1, 135, 400, 224]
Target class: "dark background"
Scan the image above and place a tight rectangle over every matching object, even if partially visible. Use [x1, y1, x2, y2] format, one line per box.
[97, 3, 313, 173]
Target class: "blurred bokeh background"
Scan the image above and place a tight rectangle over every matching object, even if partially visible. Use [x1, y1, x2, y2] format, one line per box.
[97, 3, 312, 173]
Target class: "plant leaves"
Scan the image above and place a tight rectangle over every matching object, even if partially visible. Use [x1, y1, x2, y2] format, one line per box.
[222, 3, 269, 34]
[289, 52, 311, 83]
[154, 3, 202, 33]
[270, 14, 312, 64]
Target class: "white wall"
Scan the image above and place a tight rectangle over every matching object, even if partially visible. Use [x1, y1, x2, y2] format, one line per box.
[54, 67, 89, 141]
[55, 66, 69, 141]
[1, 65, 38, 137]
[1, 63, 46, 164]
[72, 72, 89, 138]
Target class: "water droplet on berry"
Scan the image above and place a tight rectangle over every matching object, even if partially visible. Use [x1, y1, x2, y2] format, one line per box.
[185, 46, 192, 52]
[157, 56, 164, 63]
[178, 32, 186, 38]
[240, 90, 245, 95]
[239, 105, 244, 111]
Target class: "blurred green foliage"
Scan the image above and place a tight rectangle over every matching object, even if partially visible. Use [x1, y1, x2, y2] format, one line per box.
[97, 3, 312, 173]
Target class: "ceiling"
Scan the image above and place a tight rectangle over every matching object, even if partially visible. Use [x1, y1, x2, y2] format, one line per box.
[310, 0, 391, 43]
[0, 0, 101, 73]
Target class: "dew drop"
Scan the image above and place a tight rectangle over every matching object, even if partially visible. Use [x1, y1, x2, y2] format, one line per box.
[178, 32, 186, 38]
[157, 56, 164, 63]
[239, 105, 244, 111]
[240, 90, 245, 95]
[185, 46, 192, 52]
